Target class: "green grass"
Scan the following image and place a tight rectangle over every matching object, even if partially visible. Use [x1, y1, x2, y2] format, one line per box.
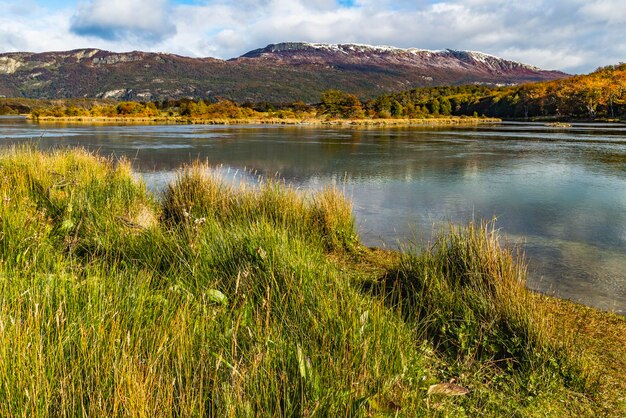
[0, 147, 623, 417]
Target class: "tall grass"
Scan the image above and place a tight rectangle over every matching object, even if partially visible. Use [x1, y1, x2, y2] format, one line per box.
[0, 147, 605, 416]
[386, 222, 594, 413]
[161, 162, 358, 252]
[391, 222, 554, 362]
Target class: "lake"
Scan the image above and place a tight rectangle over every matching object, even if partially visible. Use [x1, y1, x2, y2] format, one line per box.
[1, 116, 625, 314]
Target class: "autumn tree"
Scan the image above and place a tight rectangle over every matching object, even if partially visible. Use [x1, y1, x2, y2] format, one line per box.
[319, 90, 364, 119]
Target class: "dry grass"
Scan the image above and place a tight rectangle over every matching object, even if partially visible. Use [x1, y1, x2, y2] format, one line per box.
[540, 297, 626, 414]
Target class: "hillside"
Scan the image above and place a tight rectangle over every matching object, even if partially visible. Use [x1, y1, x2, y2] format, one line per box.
[4, 64, 622, 122]
[366, 63, 626, 120]
[0, 43, 568, 102]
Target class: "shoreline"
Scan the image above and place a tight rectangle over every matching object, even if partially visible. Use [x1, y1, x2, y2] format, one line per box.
[26, 114, 502, 126]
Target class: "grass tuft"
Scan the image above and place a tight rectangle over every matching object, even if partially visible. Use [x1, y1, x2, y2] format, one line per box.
[161, 162, 358, 253]
[386, 221, 594, 413]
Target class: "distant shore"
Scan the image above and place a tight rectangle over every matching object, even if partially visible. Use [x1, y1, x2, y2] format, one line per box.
[26, 114, 502, 126]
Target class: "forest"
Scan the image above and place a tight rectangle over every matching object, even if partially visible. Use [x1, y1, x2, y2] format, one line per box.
[1, 63, 624, 122]
[365, 63, 626, 120]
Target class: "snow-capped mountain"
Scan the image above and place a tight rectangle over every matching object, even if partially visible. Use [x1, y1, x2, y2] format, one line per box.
[238, 42, 551, 77]
[0, 42, 568, 102]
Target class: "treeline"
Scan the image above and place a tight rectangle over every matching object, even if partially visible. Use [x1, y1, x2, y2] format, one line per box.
[318, 87, 487, 119]
[365, 63, 626, 120]
[31, 101, 161, 118]
[0, 98, 116, 116]
[25, 99, 315, 120]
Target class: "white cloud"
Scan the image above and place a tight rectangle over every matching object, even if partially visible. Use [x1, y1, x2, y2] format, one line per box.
[70, 0, 176, 43]
[579, 0, 626, 24]
[0, 0, 623, 73]
[502, 47, 587, 71]
[0, 5, 83, 52]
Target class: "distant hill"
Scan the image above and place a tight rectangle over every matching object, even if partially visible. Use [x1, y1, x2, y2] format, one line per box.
[0, 42, 569, 102]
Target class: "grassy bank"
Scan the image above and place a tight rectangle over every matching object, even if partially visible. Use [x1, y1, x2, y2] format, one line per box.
[26, 114, 501, 126]
[0, 148, 623, 417]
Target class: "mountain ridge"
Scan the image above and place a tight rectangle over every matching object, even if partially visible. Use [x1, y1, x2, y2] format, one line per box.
[238, 42, 544, 72]
[0, 42, 569, 102]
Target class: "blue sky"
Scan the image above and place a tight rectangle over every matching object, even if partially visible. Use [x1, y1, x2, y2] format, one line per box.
[0, 0, 624, 73]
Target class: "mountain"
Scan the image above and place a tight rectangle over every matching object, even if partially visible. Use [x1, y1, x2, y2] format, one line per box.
[0, 42, 569, 102]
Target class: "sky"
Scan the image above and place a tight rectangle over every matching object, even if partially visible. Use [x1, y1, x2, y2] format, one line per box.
[0, 0, 623, 73]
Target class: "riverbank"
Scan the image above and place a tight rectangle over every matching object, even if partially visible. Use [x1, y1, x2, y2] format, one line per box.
[0, 147, 623, 416]
[26, 114, 501, 126]
[504, 115, 626, 124]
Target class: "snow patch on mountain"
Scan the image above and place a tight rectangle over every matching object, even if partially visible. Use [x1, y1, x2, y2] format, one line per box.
[241, 42, 544, 72]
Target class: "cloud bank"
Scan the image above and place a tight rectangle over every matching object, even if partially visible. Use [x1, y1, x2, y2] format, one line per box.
[0, 0, 623, 73]
[70, 0, 176, 42]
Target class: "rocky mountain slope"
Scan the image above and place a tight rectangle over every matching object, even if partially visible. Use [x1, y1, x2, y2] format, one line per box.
[0, 42, 569, 102]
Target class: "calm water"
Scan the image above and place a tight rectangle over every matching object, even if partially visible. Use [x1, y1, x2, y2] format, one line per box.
[1, 116, 625, 313]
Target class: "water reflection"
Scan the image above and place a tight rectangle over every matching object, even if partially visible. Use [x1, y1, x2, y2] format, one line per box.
[1, 117, 625, 313]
